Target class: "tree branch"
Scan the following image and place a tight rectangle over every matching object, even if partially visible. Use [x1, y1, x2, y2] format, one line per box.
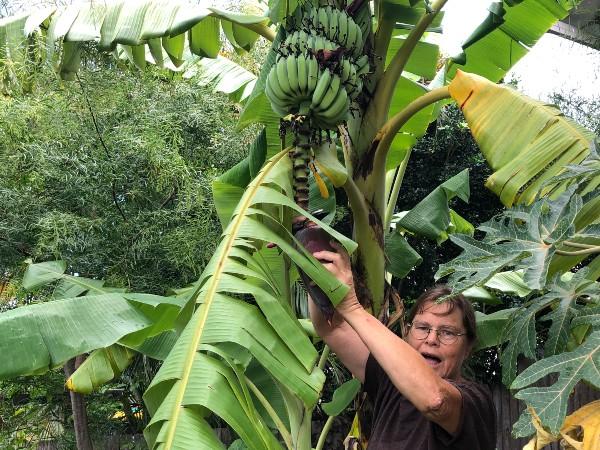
[76, 73, 128, 223]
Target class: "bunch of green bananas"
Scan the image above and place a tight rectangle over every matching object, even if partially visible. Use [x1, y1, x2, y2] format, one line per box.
[265, 4, 370, 129]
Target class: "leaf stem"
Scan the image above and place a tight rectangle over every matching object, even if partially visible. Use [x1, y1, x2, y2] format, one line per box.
[563, 241, 598, 249]
[244, 376, 293, 450]
[372, 86, 451, 184]
[244, 22, 276, 42]
[556, 246, 600, 256]
[318, 344, 331, 371]
[343, 176, 371, 235]
[384, 147, 413, 231]
[315, 415, 336, 450]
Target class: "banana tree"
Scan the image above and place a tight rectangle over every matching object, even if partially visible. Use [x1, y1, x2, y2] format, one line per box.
[1, 0, 598, 449]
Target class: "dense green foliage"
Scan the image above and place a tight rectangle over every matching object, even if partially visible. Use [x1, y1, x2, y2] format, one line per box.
[0, 55, 258, 448]
[0, 57, 256, 294]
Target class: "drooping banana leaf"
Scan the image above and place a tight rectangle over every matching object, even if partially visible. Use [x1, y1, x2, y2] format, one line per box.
[0, 292, 182, 379]
[448, 70, 597, 207]
[376, 0, 583, 180]
[0, 0, 272, 82]
[143, 149, 356, 449]
[1, 261, 184, 389]
[66, 344, 136, 394]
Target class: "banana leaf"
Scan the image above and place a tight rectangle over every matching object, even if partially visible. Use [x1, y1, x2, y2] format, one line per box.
[448, 70, 596, 207]
[0, 1, 272, 82]
[143, 150, 357, 449]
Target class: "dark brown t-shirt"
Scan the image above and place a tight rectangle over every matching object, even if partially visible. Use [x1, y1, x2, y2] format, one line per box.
[364, 354, 496, 450]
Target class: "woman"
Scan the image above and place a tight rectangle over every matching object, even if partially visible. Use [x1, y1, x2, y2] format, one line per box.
[310, 243, 496, 449]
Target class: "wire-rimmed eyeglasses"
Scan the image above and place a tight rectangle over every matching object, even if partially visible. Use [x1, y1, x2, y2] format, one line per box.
[407, 323, 466, 345]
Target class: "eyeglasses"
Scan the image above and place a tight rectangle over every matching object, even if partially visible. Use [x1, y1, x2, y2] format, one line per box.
[407, 323, 466, 345]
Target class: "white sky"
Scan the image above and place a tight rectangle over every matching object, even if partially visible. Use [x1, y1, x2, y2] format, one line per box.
[440, 0, 600, 101]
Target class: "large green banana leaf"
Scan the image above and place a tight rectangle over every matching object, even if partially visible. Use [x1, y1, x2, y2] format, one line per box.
[0, 261, 184, 389]
[143, 149, 357, 449]
[0, 0, 272, 83]
[0, 291, 183, 379]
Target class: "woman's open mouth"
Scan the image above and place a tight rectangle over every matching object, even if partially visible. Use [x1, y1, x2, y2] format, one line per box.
[421, 352, 442, 367]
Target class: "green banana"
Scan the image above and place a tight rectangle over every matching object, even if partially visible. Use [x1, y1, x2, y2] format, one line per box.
[267, 67, 290, 102]
[311, 68, 332, 110]
[328, 7, 338, 42]
[307, 55, 318, 93]
[320, 87, 348, 122]
[297, 54, 309, 95]
[318, 8, 329, 33]
[355, 54, 370, 76]
[316, 74, 341, 113]
[276, 58, 292, 96]
[286, 54, 300, 96]
[265, 82, 290, 116]
[337, 11, 349, 47]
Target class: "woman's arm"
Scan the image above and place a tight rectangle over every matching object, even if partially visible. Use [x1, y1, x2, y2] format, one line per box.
[308, 296, 369, 381]
[313, 244, 463, 435]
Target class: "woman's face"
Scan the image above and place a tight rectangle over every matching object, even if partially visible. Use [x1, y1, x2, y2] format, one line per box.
[405, 300, 471, 380]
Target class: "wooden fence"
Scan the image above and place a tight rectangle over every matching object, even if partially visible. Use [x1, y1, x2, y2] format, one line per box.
[492, 381, 600, 449]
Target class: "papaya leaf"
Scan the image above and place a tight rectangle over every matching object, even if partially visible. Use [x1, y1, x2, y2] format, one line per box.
[500, 301, 546, 386]
[511, 330, 600, 434]
[437, 189, 584, 293]
[572, 305, 600, 329]
[321, 378, 361, 416]
[500, 268, 598, 385]
[512, 407, 535, 439]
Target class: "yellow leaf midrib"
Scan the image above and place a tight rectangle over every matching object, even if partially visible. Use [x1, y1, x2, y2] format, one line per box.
[162, 149, 288, 449]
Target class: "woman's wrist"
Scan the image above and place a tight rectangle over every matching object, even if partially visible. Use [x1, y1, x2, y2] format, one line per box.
[336, 290, 364, 319]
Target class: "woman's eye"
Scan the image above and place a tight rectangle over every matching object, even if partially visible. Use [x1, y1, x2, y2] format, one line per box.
[440, 330, 455, 337]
